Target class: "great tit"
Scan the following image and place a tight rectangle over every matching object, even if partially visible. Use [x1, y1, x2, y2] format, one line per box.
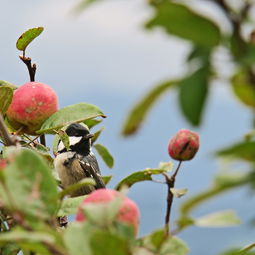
[54, 123, 105, 197]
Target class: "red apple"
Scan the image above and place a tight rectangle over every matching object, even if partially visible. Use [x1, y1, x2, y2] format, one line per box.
[6, 82, 58, 135]
[76, 189, 140, 235]
[168, 129, 199, 161]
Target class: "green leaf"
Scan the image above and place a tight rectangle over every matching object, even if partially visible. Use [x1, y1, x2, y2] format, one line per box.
[141, 229, 166, 251]
[122, 80, 177, 136]
[0, 243, 20, 255]
[16, 27, 44, 51]
[241, 243, 255, 253]
[216, 141, 255, 162]
[0, 229, 54, 244]
[58, 196, 86, 217]
[115, 168, 168, 190]
[59, 178, 96, 199]
[231, 70, 255, 108]
[179, 173, 250, 218]
[63, 222, 94, 255]
[139, 230, 189, 255]
[91, 127, 105, 145]
[160, 236, 189, 255]
[38, 103, 105, 134]
[0, 227, 56, 255]
[0, 227, 60, 255]
[133, 247, 155, 255]
[90, 230, 131, 255]
[0, 80, 17, 89]
[57, 130, 70, 151]
[179, 66, 209, 126]
[195, 210, 241, 227]
[146, 2, 220, 48]
[64, 223, 92, 255]
[94, 144, 114, 168]
[187, 45, 211, 63]
[158, 161, 173, 171]
[1, 148, 58, 220]
[64, 223, 131, 255]
[170, 188, 188, 198]
[0, 86, 13, 115]
[84, 119, 103, 129]
[218, 249, 255, 255]
[52, 134, 60, 156]
[102, 175, 113, 185]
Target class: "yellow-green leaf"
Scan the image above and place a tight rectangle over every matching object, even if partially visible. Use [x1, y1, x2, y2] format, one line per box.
[94, 144, 114, 168]
[115, 169, 168, 190]
[231, 70, 255, 108]
[195, 210, 241, 227]
[16, 27, 44, 51]
[122, 80, 177, 136]
[38, 103, 105, 134]
[0, 86, 13, 114]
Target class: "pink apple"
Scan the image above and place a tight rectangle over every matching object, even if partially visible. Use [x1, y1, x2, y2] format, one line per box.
[168, 129, 199, 161]
[7, 82, 58, 135]
[76, 189, 140, 235]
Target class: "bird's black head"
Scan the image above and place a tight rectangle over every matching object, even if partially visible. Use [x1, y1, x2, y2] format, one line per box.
[58, 123, 93, 155]
[66, 123, 89, 137]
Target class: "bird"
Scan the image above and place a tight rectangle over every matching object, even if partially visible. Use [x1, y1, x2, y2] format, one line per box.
[54, 123, 105, 197]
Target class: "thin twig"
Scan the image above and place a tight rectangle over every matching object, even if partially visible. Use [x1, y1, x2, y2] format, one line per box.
[240, 242, 255, 252]
[19, 55, 36, 82]
[0, 114, 16, 146]
[24, 135, 40, 146]
[163, 161, 182, 236]
[40, 135, 46, 147]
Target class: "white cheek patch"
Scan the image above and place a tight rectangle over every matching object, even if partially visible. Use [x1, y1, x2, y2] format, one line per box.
[58, 136, 83, 152]
[69, 136, 83, 146]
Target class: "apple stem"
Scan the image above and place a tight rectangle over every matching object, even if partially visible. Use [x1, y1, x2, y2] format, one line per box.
[163, 160, 182, 236]
[19, 55, 36, 82]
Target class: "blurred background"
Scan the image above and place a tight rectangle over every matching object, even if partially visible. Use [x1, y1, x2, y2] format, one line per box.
[1, 0, 255, 254]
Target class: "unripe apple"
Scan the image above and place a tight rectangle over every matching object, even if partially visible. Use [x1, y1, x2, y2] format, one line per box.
[76, 189, 140, 235]
[168, 129, 199, 161]
[6, 82, 58, 135]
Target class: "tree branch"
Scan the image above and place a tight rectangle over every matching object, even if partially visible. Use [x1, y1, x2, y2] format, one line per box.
[0, 114, 16, 146]
[163, 161, 182, 236]
[19, 55, 36, 82]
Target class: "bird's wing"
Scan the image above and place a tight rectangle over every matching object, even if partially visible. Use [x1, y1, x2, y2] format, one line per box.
[78, 153, 105, 189]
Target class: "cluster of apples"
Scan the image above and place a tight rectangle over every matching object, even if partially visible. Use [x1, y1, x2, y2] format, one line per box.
[5, 81, 141, 232]
[5, 81, 199, 234]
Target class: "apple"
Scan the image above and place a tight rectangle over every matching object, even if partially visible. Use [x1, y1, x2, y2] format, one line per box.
[76, 189, 140, 235]
[6, 82, 58, 135]
[168, 129, 199, 161]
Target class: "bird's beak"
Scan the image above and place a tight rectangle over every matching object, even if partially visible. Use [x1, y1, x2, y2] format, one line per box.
[84, 133, 94, 139]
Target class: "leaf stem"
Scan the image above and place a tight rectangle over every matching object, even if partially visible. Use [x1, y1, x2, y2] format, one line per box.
[164, 161, 182, 236]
